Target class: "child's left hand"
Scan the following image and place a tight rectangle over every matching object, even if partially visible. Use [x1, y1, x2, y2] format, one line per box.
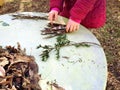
[66, 19, 79, 32]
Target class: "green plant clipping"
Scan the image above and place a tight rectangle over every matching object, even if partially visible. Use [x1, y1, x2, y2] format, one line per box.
[55, 34, 70, 59]
[37, 45, 53, 61]
[37, 34, 100, 61]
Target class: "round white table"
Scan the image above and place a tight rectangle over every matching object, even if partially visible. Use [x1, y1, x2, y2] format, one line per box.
[0, 12, 107, 90]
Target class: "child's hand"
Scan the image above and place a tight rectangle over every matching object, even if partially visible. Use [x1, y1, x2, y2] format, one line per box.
[48, 10, 58, 24]
[66, 19, 79, 32]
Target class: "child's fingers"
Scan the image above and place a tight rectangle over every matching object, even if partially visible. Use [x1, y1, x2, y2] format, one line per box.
[54, 12, 58, 21]
[66, 24, 70, 32]
[66, 24, 74, 32]
[66, 24, 79, 32]
[73, 25, 77, 32]
[66, 18, 80, 32]
[76, 25, 79, 31]
[48, 13, 54, 23]
[48, 10, 58, 24]
[73, 25, 79, 31]
[69, 25, 74, 32]
[66, 23, 76, 32]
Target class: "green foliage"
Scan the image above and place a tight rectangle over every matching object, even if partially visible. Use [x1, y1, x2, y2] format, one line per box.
[37, 34, 98, 61]
[37, 45, 53, 61]
[55, 34, 70, 59]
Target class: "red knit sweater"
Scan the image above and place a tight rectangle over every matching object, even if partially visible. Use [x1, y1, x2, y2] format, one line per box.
[50, 0, 106, 28]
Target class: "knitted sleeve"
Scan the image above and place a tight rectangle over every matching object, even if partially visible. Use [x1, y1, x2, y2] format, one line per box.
[70, 0, 97, 23]
[49, 0, 64, 12]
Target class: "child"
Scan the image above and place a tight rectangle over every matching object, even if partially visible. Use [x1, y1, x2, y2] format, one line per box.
[48, 0, 106, 32]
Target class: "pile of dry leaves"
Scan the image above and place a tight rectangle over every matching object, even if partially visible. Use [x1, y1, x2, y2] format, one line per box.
[0, 43, 41, 90]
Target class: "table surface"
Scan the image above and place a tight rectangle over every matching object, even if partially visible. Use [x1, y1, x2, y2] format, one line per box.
[0, 12, 107, 90]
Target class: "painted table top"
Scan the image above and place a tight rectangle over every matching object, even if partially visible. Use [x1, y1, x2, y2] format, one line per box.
[0, 12, 107, 90]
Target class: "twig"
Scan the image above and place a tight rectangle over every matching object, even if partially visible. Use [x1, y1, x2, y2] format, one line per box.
[12, 14, 47, 20]
[41, 23, 66, 38]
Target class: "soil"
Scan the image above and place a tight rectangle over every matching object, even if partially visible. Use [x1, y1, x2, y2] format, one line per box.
[0, 0, 120, 90]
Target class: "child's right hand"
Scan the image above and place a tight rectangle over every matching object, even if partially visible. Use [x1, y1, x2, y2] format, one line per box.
[48, 10, 58, 24]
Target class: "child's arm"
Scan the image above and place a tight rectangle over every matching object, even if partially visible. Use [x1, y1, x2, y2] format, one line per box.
[49, 0, 64, 12]
[66, 0, 97, 32]
[70, 0, 97, 23]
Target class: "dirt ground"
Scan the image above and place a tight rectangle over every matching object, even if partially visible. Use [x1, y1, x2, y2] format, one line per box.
[0, 0, 120, 90]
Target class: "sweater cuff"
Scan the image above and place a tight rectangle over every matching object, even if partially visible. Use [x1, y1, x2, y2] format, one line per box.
[51, 8, 60, 13]
[70, 17, 81, 23]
